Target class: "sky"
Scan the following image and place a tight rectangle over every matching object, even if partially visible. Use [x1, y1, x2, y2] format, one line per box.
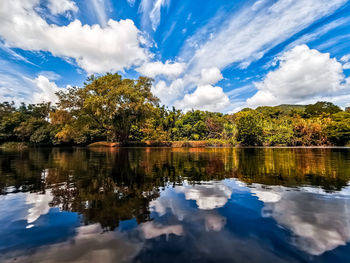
[0, 0, 350, 112]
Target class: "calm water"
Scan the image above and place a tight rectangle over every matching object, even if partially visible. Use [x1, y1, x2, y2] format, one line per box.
[1, 147, 350, 263]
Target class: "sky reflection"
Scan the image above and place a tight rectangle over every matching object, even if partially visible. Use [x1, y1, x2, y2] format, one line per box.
[1, 148, 350, 262]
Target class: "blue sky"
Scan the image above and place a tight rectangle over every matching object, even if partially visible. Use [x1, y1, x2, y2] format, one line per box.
[0, 0, 350, 112]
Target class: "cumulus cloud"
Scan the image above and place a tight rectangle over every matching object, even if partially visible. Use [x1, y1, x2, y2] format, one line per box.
[152, 66, 225, 110]
[32, 75, 65, 104]
[0, 0, 148, 74]
[151, 78, 185, 105]
[137, 61, 186, 79]
[47, 0, 78, 15]
[247, 45, 345, 107]
[198, 67, 223, 86]
[166, 0, 346, 111]
[174, 85, 230, 112]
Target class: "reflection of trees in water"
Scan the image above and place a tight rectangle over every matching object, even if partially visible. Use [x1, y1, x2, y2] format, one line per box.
[232, 148, 350, 191]
[46, 149, 235, 229]
[0, 149, 54, 194]
[1, 148, 350, 229]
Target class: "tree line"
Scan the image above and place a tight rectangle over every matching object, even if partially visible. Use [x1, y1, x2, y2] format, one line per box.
[1, 73, 350, 146]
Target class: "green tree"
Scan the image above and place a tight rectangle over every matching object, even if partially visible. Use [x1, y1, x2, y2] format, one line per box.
[327, 112, 350, 145]
[56, 73, 159, 143]
[236, 111, 263, 145]
[305, 101, 342, 117]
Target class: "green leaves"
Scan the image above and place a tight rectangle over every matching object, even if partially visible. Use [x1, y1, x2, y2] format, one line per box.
[236, 111, 263, 146]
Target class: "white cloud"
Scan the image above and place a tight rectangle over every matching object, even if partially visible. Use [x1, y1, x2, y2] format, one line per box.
[247, 45, 345, 107]
[0, 42, 36, 65]
[140, 0, 169, 31]
[32, 75, 64, 104]
[283, 17, 350, 55]
[151, 78, 185, 105]
[0, 0, 148, 74]
[0, 59, 38, 104]
[89, 0, 110, 27]
[341, 54, 350, 69]
[341, 54, 350, 62]
[198, 67, 223, 86]
[183, 0, 346, 73]
[152, 66, 224, 109]
[343, 63, 350, 70]
[174, 85, 230, 112]
[39, 71, 61, 81]
[162, 0, 346, 111]
[47, 0, 78, 15]
[137, 60, 186, 79]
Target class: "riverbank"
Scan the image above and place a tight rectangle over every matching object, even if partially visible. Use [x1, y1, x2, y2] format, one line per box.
[87, 141, 350, 148]
[2, 141, 349, 150]
[87, 140, 232, 148]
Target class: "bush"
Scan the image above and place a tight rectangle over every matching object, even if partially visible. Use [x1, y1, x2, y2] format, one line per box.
[1, 142, 28, 151]
[205, 139, 229, 147]
[236, 111, 263, 146]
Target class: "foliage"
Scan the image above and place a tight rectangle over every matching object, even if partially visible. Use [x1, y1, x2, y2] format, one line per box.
[264, 119, 294, 146]
[0, 73, 349, 146]
[236, 111, 263, 145]
[56, 73, 159, 143]
[305, 101, 342, 117]
[326, 112, 350, 145]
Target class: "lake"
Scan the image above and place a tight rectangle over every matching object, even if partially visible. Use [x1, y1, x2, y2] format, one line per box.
[0, 147, 350, 262]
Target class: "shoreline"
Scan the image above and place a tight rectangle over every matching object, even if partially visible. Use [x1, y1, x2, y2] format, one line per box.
[1, 141, 350, 150]
[86, 141, 350, 149]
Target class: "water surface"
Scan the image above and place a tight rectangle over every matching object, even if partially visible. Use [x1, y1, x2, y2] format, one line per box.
[1, 147, 350, 262]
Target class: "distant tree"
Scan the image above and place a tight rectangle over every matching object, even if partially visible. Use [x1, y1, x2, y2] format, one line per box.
[305, 101, 342, 117]
[256, 106, 282, 119]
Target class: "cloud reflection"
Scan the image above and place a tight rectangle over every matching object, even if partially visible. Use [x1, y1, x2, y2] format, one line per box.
[141, 222, 183, 239]
[25, 190, 52, 228]
[253, 185, 350, 255]
[3, 224, 143, 263]
[175, 181, 233, 210]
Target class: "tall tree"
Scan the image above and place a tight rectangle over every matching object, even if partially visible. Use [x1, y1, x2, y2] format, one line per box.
[56, 73, 159, 143]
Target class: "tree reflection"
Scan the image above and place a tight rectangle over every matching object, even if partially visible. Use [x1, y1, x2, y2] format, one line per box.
[1, 147, 350, 230]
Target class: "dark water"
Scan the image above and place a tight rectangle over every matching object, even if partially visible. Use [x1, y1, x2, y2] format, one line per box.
[1, 147, 350, 263]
